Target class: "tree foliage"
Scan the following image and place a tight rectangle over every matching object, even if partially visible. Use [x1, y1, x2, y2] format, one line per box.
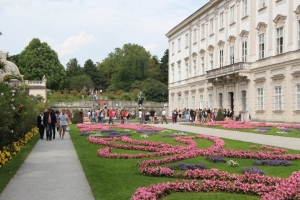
[68, 75, 94, 92]
[66, 58, 83, 78]
[98, 43, 151, 91]
[18, 38, 67, 90]
[83, 59, 106, 90]
[143, 79, 168, 102]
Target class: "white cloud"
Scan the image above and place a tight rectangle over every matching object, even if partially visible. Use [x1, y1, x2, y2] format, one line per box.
[55, 31, 97, 57]
[144, 43, 159, 54]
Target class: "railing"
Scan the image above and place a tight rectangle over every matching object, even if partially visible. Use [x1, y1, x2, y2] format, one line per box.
[24, 80, 46, 86]
[206, 62, 251, 78]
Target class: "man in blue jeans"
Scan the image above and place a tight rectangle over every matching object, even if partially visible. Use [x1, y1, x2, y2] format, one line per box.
[43, 108, 57, 141]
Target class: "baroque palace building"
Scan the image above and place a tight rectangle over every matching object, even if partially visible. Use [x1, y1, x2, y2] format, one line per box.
[166, 0, 300, 122]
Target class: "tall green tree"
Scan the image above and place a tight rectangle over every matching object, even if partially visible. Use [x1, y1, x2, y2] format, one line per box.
[66, 58, 82, 77]
[18, 38, 67, 90]
[83, 59, 106, 90]
[68, 75, 94, 92]
[98, 43, 151, 92]
[160, 49, 169, 85]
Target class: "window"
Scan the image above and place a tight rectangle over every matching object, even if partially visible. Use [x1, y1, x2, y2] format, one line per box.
[178, 97, 181, 110]
[243, 0, 248, 17]
[230, 6, 235, 23]
[242, 41, 247, 62]
[178, 38, 181, 51]
[276, 27, 283, 54]
[193, 28, 197, 43]
[201, 57, 205, 74]
[274, 86, 282, 110]
[242, 91, 247, 111]
[219, 93, 223, 108]
[260, 0, 265, 9]
[230, 46, 235, 64]
[199, 95, 204, 109]
[192, 96, 195, 109]
[172, 42, 174, 54]
[210, 18, 214, 34]
[259, 34, 265, 59]
[185, 34, 188, 48]
[210, 54, 213, 69]
[220, 12, 224, 29]
[220, 49, 224, 67]
[185, 97, 188, 108]
[185, 62, 188, 78]
[193, 60, 196, 76]
[208, 94, 213, 109]
[201, 24, 205, 39]
[257, 88, 264, 110]
[298, 21, 300, 49]
[297, 85, 300, 110]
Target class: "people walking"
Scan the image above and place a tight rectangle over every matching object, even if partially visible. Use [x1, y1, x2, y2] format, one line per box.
[58, 109, 69, 140]
[161, 109, 168, 124]
[108, 109, 114, 124]
[138, 109, 143, 124]
[37, 111, 45, 139]
[43, 108, 56, 141]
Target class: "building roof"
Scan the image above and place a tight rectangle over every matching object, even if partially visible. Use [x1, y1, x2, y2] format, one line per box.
[165, 0, 215, 38]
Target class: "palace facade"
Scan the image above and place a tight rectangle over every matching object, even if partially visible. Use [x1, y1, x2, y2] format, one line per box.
[166, 0, 300, 122]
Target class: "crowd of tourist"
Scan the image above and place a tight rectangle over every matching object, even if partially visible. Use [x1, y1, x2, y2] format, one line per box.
[171, 108, 233, 124]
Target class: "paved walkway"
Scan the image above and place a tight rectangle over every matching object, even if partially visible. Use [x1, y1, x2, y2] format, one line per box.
[149, 123, 300, 151]
[0, 131, 94, 200]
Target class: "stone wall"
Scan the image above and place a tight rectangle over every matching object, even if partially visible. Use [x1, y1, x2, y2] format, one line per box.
[50, 100, 169, 116]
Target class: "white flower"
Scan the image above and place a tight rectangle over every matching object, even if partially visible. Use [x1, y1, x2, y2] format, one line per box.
[11, 130, 13, 133]
[11, 98, 14, 101]
[1, 93, 3, 95]
[140, 134, 149, 138]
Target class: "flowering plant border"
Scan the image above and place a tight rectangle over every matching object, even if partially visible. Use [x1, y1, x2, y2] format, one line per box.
[83, 123, 300, 199]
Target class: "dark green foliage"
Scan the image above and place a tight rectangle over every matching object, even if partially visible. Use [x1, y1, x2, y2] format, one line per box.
[97, 44, 169, 94]
[68, 75, 94, 92]
[215, 109, 225, 121]
[72, 110, 83, 124]
[159, 49, 169, 85]
[83, 59, 106, 90]
[18, 38, 67, 90]
[0, 83, 39, 150]
[66, 58, 83, 78]
[143, 79, 168, 102]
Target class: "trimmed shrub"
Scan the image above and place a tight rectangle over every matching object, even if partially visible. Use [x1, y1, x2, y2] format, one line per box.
[72, 110, 83, 124]
[215, 109, 225, 121]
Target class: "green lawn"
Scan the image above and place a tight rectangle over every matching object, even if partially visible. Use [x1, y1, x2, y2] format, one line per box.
[0, 133, 40, 194]
[69, 124, 300, 200]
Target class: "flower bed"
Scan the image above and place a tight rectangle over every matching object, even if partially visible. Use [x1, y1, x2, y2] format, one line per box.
[0, 127, 38, 168]
[84, 123, 300, 199]
[253, 159, 292, 166]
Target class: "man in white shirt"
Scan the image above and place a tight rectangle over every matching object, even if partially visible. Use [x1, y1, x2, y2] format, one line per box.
[161, 109, 168, 124]
[58, 109, 69, 139]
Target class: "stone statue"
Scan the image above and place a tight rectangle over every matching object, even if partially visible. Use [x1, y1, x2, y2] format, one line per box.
[137, 91, 145, 107]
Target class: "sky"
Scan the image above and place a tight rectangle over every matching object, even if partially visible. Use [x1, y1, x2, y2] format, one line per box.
[0, 0, 207, 67]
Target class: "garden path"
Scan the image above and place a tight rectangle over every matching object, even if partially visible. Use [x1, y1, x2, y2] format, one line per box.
[0, 131, 94, 200]
[149, 124, 300, 151]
